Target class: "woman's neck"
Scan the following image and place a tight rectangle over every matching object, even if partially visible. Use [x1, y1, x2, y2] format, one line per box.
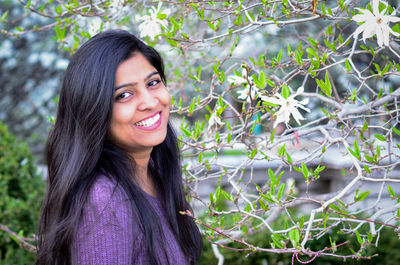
[131, 149, 157, 197]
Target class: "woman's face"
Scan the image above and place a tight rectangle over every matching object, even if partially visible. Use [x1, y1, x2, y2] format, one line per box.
[108, 52, 170, 157]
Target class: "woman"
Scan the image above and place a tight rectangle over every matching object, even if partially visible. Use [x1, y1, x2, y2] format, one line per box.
[36, 30, 202, 265]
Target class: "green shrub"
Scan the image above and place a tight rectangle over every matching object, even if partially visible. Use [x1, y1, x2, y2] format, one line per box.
[0, 121, 45, 264]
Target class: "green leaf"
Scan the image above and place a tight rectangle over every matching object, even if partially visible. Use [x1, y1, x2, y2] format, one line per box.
[271, 234, 284, 248]
[276, 49, 283, 63]
[258, 71, 266, 89]
[215, 185, 221, 200]
[277, 171, 284, 184]
[287, 44, 292, 56]
[348, 140, 361, 161]
[281, 85, 290, 99]
[308, 37, 318, 48]
[254, 55, 264, 68]
[323, 213, 329, 228]
[330, 204, 341, 212]
[0, 10, 8, 22]
[315, 71, 332, 97]
[258, 199, 267, 211]
[306, 47, 318, 58]
[286, 152, 292, 164]
[221, 189, 233, 201]
[323, 71, 332, 97]
[367, 232, 373, 243]
[354, 140, 360, 157]
[207, 21, 216, 31]
[270, 128, 276, 143]
[355, 230, 363, 246]
[278, 144, 286, 156]
[388, 185, 395, 198]
[227, 133, 231, 143]
[314, 165, 325, 175]
[355, 190, 370, 202]
[363, 165, 371, 174]
[157, 13, 167, 20]
[364, 155, 376, 163]
[374, 134, 386, 141]
[260, 193, 276, 203]
[249, 148, 258, 159]
[376, 145, 381, 157]
[181, 127, 192, 138]
[345, 59, 351, 72]
[301, 162, 309, 182]
[329, 236, 336, 250]
[298, 215, 305, 229]
[374, 63, 382, 75]
[268, 168, 276, 184]
[277, 183, 285, 200]
[392, 127, 400, 137]
[288, 229, 300, 246]
[55, 5, 63, 15]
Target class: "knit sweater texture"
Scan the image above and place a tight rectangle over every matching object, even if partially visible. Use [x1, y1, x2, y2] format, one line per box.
[73, 174, 189, 265]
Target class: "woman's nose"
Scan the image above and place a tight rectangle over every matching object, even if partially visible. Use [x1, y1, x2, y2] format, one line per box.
[137, 89, 158, 111]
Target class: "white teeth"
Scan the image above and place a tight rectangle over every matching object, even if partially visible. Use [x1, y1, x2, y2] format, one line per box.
[135, 113, 160, 127]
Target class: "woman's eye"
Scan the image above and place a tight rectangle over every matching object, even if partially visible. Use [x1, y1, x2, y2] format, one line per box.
[115, 91, 132, 101]
[148, 79, 161, 87]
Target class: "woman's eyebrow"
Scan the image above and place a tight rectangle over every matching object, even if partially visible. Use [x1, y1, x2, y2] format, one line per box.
[114, 71, 160, 91]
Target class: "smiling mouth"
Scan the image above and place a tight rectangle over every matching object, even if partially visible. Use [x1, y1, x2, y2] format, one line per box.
[135, 112, 161, 127]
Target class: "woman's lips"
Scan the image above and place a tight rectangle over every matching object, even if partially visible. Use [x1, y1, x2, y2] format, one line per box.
[134, 112, 162, 130]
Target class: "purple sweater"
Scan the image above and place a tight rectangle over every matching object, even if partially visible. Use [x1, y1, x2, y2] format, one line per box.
[73, 174, 189, 265]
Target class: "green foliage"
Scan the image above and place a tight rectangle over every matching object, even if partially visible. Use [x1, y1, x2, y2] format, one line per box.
[0, 121, 45, 264]
[2, 0, 400, 262]
[199, 225, 400, 265]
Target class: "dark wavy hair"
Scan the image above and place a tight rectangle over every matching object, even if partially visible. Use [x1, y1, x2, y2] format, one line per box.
[36, 30, 202, 265]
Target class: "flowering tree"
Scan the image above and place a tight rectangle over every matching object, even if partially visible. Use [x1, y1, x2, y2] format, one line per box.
[1, 0, 400, 263]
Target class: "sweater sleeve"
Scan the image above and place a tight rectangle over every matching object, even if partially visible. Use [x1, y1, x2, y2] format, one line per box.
[72, 175, 139, 265]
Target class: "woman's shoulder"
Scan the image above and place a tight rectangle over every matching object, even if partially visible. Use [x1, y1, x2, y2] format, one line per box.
[85, 173, 130, 215]
[74, 175, 140, 264]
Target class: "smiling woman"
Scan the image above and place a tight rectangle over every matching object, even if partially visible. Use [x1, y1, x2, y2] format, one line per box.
[35, 30, 202, 265]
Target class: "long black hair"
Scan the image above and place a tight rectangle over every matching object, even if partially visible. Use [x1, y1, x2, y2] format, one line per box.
[36, 30, 202, 265]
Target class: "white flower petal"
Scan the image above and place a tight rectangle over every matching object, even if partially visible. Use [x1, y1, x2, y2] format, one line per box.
[299, 98, 309, 106]
[291, 109, 305, 125]
[228, 75, 247, 85]
[372, 0, 380, 15]
[352, 14, 366, 22]
[260, 95, 281, 105]
[159, 19, 168, 29]
[297, 104, 311, 113]
[354, 24, 366, 39]
[376, 24, 385, 47]
[387, 13, 400, 23]
[362, 22, 376, 42]
[273, 109, 288, 128]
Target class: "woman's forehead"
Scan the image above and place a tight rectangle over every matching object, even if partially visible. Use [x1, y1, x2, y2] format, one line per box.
[115, 53, 158, 85]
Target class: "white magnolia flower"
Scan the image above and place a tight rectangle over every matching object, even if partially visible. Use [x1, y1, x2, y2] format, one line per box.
[260, 86, 310, 128]
[228, 68, 260, 102]
[208, 107, 225, 130]
[352, 0, 400, 47]
[138, 2, 171, 40]
[227, 68, 248, 85]
[237, 86, 260, 103]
